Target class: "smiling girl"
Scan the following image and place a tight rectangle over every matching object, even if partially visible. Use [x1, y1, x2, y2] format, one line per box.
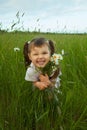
[23, 37, 62, 130]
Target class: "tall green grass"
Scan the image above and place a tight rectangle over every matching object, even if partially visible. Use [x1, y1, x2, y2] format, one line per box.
[0, 32, 87, 130]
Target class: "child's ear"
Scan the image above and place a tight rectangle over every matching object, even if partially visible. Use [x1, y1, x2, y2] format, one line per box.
[28, 53, 31, 60]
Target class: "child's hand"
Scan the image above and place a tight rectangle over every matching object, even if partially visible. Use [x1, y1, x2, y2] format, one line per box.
[33, 74, 52, 90]
[39, 74, 49, 81]
[33, 81, 48, 90]
[39, 74, 51, 86]
[38, 82, 48, 90]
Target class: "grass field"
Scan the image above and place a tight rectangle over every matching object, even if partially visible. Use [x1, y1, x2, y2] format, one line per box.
[0, 31, 87, 130]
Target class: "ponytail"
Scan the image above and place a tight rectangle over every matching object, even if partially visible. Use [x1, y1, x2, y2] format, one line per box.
[50, 67, 60, 80]
[23, 42, 31, 69]
[48, 40, 55, 55]
[48, 40, 60, 79]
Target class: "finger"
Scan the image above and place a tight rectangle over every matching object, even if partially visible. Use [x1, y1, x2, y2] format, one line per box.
[39, 75, 44, 79]
[40, 86, 46, 90]
[45, 74, 49, 78]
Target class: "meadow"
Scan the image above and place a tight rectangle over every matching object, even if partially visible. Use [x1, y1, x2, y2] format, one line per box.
[0, 31, 87, 130]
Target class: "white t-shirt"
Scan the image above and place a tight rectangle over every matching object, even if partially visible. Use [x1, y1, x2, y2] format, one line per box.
[25, 63, 61, 88]
[25, 63, 41, 81]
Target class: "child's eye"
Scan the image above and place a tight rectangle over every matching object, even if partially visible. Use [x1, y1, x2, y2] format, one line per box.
[33, 53, 38, 55]
[43, 52, 48, 54]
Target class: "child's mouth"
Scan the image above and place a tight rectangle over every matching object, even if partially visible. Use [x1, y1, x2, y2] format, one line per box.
[37, 60, 45, 66]
[38, 61, 45, 65]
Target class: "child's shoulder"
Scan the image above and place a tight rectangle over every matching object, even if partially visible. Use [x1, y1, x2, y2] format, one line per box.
[26, 63, 41, 75]
[27, 63, 35, 72]
[27, 63, 35, 69]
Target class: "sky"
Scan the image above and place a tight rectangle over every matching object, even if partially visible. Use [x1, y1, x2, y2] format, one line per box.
[0, 0, 87, 33]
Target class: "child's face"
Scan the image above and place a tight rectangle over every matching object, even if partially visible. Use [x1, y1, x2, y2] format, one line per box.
[28, 44, 51, 68]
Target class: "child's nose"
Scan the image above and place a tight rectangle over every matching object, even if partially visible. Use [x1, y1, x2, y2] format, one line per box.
[38, 54, 43, 58]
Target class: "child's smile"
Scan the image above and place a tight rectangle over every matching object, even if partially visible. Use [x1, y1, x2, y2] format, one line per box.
[37, 59, 45, 65]
[28, 45, 51, 68]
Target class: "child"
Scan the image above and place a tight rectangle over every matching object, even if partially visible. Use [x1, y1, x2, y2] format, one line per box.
[23, 37, 62, 130]
[23, 37, 61, 90]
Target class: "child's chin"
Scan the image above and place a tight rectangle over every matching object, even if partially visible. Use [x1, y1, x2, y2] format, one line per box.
[38, 64, 45, 68]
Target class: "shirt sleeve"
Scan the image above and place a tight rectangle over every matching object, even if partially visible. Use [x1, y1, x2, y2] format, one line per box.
[25, 67, 40, 82]
[55, 70, 62, 88]
[55, 77, 61, 88]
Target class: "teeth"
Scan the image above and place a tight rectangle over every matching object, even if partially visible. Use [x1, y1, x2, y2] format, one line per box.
[38, 61, 44, 65]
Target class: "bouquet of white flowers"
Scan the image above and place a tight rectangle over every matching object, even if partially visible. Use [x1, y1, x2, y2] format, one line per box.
[40, 53, 63, 77]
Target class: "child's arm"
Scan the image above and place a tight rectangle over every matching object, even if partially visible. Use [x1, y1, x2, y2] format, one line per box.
[39, 74, 55, 87]
[39, 74, 51, 85]
[33, 74, 53, 90]
[33, 74, 56, 90]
